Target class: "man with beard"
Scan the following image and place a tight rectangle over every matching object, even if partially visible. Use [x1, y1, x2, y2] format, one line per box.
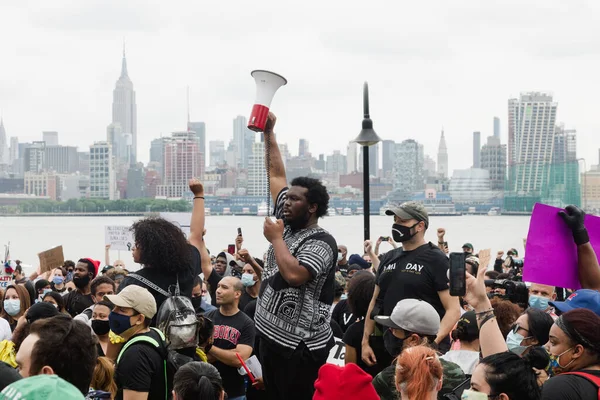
[63, 258, 100, 317]
[257, 113, 338, 400]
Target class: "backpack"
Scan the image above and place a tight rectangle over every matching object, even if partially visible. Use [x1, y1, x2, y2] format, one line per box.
[155, 279, 199, 351]
[563, 372, 600, 399]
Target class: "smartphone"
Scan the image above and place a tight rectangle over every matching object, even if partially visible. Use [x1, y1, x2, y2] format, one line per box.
[449, 252, 467, 296]
[380, 236, 389, 241]
[227, 244, 236, 255]
[237, 227, 242, 236]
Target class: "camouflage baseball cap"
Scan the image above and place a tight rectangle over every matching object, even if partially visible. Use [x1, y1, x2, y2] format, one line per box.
[385, 201, 429, 228]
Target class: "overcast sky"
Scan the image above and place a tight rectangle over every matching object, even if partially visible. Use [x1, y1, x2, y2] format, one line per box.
[2, 0, 600, 172]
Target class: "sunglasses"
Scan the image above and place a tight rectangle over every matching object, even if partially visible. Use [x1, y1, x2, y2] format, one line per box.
[511, 323, 530, 335]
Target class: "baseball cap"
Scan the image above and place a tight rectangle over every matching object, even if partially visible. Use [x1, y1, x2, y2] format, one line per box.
[462, 243, 474, 251]
[0, 374, 84, 400]
[374, 298, 440, 336]
[25, 302, 60, 325]
[105, 285, 157, 319]
[385, 201, 429, 228]
[348, 254, 370, 270]
[550, 289, 600, 317]
[454, 311, 479, 341]
[313, 363, 379, 400]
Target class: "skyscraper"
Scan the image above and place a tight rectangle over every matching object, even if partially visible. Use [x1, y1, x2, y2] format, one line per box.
[0, 119, 7, 166]
[507, 92, 557, 194]
[111, 48, 137, 164]
[393, 139, 424, 193]
[232, 116, 254, 169]
[9, 137, 18, 165]
[493, 117, 500, 139]
[248, 141, 267, 196]
[480, 136, 507, 191]
[188, 121, 206, 163]
[326, 151, 347, 175]
[437, 130, 448, 178]
[381, 140, 395, 178]
[90, 142, 116, 200]
[209, 140, 225, 168]
[42, 131, 59, 146]
[347, 141, 358, 173]
[298, 139, 309, 158]
[369, 143, 379, 178]
[156, 132, 203, 198]
[473, 131, 481, 168]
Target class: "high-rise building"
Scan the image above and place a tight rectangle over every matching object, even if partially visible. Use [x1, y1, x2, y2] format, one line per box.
[232, 116, 254, 169]
[552, 125, 577, 164]
[480, 136, 507, 190]
[369, 143, 379, 177]
[126, 163, 145, 199]
[42, 131, 59, 146]
[423, 155, 437, 179]
[111, 48, 137, 163]
[299, 139, 310, 158]
[89, 141, 116, 200]
[347, 142, 358, 173]
[9, 137, 18, 165]
[44, 146, 79, 174]
[23, 142, 46, 174]
[315, 154, 326, 171]
[381, 140, 395, 178]
[150, 137, 166, 164]
[0, 119, 8, 166]
[209, 140, 225, 168]
[248, 141, 267, 196]
[437, 130, 448, 178]
[78, 151, 90, 175]
[393, 139, 424, 193]
[24, 172, 61, 200]
[473, 131, 481, 168]
[493, 117, 501, 139]
[107, 123, 131, 165]
[188, 121, 206, 163]
[507, 92, 557, 194]
[156, 132, 203, 198]
[326, 151, 347, 175]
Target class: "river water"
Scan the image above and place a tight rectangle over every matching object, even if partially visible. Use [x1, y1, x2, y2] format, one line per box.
[0, 215, 532, 271]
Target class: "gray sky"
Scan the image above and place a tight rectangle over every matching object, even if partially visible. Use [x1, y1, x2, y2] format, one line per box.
[2, 0, 600, 172]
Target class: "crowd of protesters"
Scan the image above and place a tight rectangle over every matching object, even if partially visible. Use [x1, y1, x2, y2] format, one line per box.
[0, 113, 599, 400]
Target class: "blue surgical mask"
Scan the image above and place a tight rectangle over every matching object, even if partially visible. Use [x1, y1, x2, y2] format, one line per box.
[3, 299, 21, 317]
[506, 330, 531, 355]
[52, 276, 64, 285]
[461, 389, 489, 400]
[340, 293, 348, 300]
[241, 273, 256, 287]
[109, 312, 133, 335]
[528, 295, 549, 311]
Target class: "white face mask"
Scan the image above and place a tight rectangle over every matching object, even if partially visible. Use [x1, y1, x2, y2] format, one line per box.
[337, 253, 343, 262]
[461, 389, 489, 400]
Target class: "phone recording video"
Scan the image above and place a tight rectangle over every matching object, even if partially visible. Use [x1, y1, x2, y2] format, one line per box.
[449, 252, 467, 297]
[227, 244, 236, 255]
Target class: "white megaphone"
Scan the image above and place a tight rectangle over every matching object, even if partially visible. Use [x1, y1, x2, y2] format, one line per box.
[248, 70, 287, 132]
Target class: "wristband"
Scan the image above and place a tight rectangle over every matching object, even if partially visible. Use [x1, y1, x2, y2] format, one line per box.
[475, 308, 494, 316]
[479, 314, 496, 329]
[194, 196, 205, 200]
[573, 228, 590, 246]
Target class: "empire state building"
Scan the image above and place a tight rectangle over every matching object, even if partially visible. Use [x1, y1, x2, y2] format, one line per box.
[111, 49, 137, 164]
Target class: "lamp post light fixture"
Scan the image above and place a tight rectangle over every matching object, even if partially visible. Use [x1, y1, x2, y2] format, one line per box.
[353, 82, 382, 241]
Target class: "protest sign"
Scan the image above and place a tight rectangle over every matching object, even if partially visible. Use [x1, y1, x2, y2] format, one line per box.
[38, 246, 64, 273]
[326, 337, 346, 366]
[105, 226, 134, 251]
[0, 275, 11, 289]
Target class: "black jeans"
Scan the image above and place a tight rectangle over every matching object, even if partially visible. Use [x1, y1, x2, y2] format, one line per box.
[259, 339, 329, 400]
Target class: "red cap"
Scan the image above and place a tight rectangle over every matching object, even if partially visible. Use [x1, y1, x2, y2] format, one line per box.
[313, 363, 379, 400]
[83, 258, 101, 278]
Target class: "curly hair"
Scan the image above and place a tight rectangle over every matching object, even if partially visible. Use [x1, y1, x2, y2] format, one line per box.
[347, 270, 375, 318]
[130, 217, 192, 273]
[290, 177, 329, 218]
[490, 297, 521, 339]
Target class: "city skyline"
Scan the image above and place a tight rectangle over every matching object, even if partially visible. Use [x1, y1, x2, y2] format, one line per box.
[1, 1, 600, 174]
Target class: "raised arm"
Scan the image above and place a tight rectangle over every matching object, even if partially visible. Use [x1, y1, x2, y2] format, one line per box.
[188, 179, 213, 279]
[264, 113, 287, 204]
[105, 244, 111, 266]
[237, 249, 263, 280]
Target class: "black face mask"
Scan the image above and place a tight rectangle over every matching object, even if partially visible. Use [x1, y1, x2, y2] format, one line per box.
[391, 223, 419, 243]
[191, 296, 203, 311]
[91, 319, 111, 336]
[383, 329, 406, 358]
[73, 274, 91, 289]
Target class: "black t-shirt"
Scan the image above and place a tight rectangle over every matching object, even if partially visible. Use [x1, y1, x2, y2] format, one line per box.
[376, 243, 449, 319]
[541, 370, 600, 400]
[239, 291, 257, 315]
[63, 290, 94, 317]
[332, 299, 355, 333]
[119, 244, 201, 323]
[343, 319, 392, 377]
[338, 262, 349, 277]
[115, 330, 167, 400]
[0, 361, 21, 391]
[207, 269, 222, 307]
[205, 309, 256, 398]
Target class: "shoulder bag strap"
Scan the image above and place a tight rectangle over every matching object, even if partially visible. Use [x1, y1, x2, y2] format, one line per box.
[128, 274, 170, 297]
[562, 372, 600, 397]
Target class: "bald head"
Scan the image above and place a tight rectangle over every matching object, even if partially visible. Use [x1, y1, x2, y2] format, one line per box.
[215, 276, 244, 308]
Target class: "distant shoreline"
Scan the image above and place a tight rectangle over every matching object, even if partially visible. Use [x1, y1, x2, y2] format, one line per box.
[0, 212, 534, 217]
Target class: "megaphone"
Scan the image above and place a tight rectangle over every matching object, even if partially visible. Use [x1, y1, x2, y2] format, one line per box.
[248, 70, 287, 132]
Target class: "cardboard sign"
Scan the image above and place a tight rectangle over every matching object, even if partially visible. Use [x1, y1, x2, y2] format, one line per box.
[326, 337, 346, 366]
[38, 246, 64, 273]
[0, 275, 11, 289]
[105, 226, 134, 251]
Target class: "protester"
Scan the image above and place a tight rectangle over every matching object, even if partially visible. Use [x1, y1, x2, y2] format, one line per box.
[363, 201, 461, 366]
[0, 359, 21, 391]
[0, 318, 10, 341]
[11, 302, 60, 357]
[205, 276, 255, 400]
[465, 255, 479, 276]
[1, 285, 31, 331]
[105, 267, 129, 291]
[191, 276, 216, 315]
[34, 279, 51, 302]
[313, 363, 379, 400]
[236, 249, 263, 312]
[462, 243, 474, 255]
[16, 314, 98, 394]
[372, 299, 466, 400]
[255, 113, 337, 400]
[0, 375, 85, 400]
[105, 244, 127, 269]
[528, 283, 557, 316]
[490, 297, 521, 339]
[11, 265, 28, 284]
[63, 260, 76, 282]
[74, 276, 115, 324]
[337, 245, 349, 276]
[442, 311, 480, 375]
[347, 254, 370, 271]
[63, 258, 100, 317]
[549, 288, 600, 317]
[106, 285, 168, 400]
[332, 275, 354, 333]
[346, 264, 362, 278]
[118, 215, 202, 322]
[50, 267, 68, 294]
[42, 291, 67, 313]
[374, 236, 397, 257]
[331, 279, 344, 312]
[89, 356, 117, 399]
[173, 362, 225, 400]
[91, 301, 114, 357]
[395, 345, 444, 400]
[506, 308, 553, 356]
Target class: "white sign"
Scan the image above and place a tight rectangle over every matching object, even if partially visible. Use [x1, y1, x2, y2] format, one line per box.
[326, 337, 346, 366]
[105, 226, 134, 251]
[159, 212, 191, 238]
[0, 275, 11, 289]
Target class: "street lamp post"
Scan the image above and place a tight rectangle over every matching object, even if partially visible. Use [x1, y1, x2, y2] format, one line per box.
[353, 82, 381, 241]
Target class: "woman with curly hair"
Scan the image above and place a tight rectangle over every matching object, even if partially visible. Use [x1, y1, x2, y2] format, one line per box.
[117, 216, 201, 324]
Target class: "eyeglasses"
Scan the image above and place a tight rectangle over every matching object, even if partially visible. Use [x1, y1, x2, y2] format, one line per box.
[511, 323, 530, 335]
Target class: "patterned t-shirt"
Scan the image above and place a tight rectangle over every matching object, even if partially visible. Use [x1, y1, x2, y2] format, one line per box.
[255, 188, 337, 352]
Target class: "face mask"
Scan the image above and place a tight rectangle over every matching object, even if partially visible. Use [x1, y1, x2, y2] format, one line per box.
[549, 347, 575, 375]
[91, 319, 111, 336]
[109, 312, 133, 335]
[3, 299, 21, 317]
[73, 274, 91, 289]
[461, 389, 489, 400]
[241, 273, 256, 287]
[506, 330, 531, 355]
[340, 293, 348, 301]
[391, 223, 418, 243]
[52, 276, 64, 285]
[383, 329, 405, 358]
[191, 296, 203, 310]
[337, 253, 343, 262]
[528, 295, 549, 311]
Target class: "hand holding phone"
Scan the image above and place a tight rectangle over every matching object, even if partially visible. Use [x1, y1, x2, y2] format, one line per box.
[449, 252, 467, 296]
[227, 244, 236, 255]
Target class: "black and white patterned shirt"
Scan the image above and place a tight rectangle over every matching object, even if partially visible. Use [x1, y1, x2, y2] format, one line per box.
[255, 188, 337, 352]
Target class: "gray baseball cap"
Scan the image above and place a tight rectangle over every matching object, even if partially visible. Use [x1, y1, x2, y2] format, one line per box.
[385, 201, 429, 228]
[374, 298, 440, 336]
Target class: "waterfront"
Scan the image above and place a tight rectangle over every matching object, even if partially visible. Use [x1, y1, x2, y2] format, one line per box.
[0, 215, 531, 270]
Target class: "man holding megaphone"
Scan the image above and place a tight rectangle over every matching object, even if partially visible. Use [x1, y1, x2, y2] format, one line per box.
[256, 113, 338, 400]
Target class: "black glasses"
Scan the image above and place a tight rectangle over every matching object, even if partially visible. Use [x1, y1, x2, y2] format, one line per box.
[511, 323, 530, 335]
